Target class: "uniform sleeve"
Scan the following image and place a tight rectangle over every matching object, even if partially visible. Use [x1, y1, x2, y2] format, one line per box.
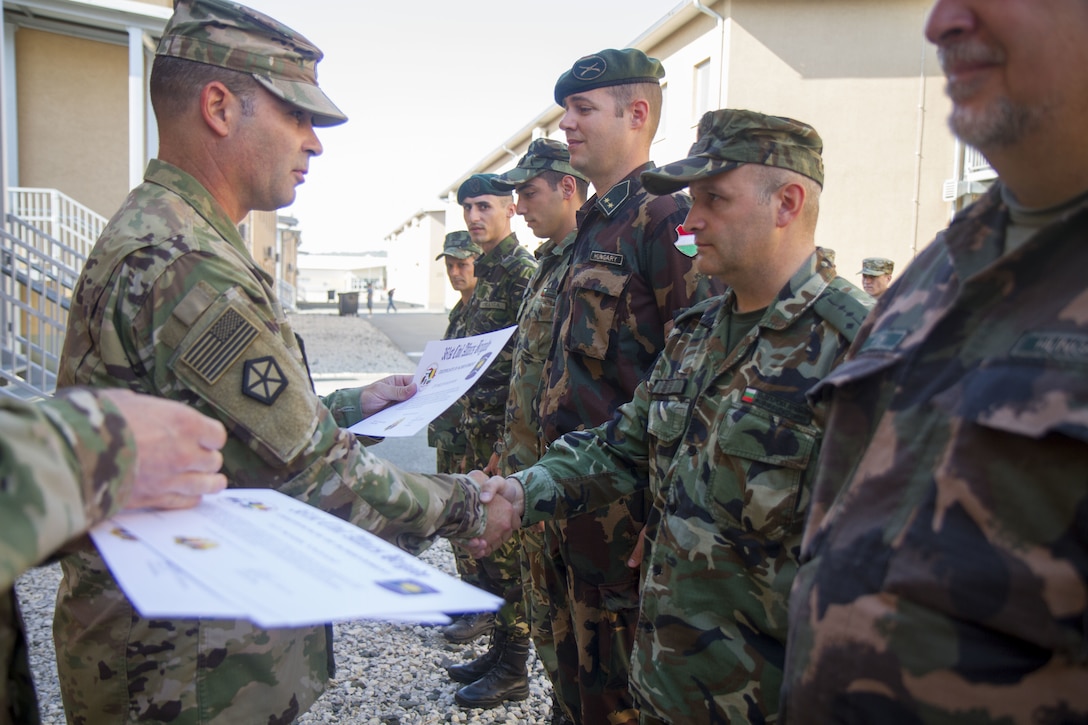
[0, 390, 137, 589]
[114, 250, 486, 553]
[513, 375, 653, 525]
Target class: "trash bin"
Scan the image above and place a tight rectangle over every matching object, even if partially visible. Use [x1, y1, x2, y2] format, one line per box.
[338, 291, 359, 316]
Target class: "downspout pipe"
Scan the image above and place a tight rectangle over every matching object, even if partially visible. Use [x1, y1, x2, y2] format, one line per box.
[692, 0, 726, 109]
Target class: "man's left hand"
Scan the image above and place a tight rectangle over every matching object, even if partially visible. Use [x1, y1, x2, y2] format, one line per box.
[360, 374, 416, 417]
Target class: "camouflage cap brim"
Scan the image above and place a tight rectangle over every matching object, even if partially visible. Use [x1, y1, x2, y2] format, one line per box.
[492, 166, 541, 188]
[641, 157, 742, 195]
[435, 249, 477, 261]
[252, 75, 347, 127]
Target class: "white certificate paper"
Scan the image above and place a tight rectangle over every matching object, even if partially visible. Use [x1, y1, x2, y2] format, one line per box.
[90, 489, 501, 627]
[348, 325, 516, 437]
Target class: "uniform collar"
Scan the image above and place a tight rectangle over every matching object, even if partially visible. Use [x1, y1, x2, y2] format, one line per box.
[587, 162, 654, 219]
[144, 159, 248, 256]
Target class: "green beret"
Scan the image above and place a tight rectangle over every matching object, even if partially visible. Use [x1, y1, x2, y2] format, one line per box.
[859, 257, 894, 275]
[493, 139, 588, 189]
[436, 231, 483, 261]
[553, 48, 664, 106]
[642, 109, 825, 195]
[157, 0, 346, 127]
[457, 173, 512, 204]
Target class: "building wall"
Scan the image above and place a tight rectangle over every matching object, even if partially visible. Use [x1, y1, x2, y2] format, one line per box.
[717, 0, 953, 281]
[384, 209, 447, 310]
[14, 27, 130, 218]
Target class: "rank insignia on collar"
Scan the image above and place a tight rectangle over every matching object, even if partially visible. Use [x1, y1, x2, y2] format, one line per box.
[242, 356, 288, 405]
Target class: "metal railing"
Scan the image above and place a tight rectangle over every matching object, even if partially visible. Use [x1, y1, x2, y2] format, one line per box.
[8, 187, 106, 263]
[0, 215, 85, 399]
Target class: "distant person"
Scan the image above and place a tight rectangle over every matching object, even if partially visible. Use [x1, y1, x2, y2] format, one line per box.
[858, 256, 894, 298]
[2, 389, 226, 724]
[52, 0, 515, 721]
[386, 286, 397, 312]
[366, 282, 374, 315]
[446, 173, 537, 709]
[781, 0, 1088, 722]
[428, 230, 494, 645]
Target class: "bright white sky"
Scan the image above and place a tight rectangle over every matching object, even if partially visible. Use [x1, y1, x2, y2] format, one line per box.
[241, 0, 681, 254]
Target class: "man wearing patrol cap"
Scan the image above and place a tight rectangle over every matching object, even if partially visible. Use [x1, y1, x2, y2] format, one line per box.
[520, 47, 722, 725]
[53, 0, 516, 722]
[476, 108, 872, 723]
[858, 256, 895, 298]
[428, 231, 493, 647]
[445, 174, 538, 708]
[469, 138, 588, 723]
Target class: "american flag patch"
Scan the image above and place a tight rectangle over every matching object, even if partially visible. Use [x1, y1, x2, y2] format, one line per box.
[181, 308, 258, 385]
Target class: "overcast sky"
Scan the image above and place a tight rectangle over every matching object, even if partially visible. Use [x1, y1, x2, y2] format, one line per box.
[240, 0, 681, 254]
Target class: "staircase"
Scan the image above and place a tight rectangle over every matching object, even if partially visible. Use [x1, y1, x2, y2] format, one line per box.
[0, 189, 105, 400]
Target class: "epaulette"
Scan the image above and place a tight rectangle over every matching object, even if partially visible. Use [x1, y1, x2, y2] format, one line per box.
[673, 295, 723, 329]
[813, 277, 873, 343]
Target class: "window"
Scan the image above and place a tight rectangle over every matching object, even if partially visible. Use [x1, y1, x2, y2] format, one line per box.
[693, 58, 712, 123]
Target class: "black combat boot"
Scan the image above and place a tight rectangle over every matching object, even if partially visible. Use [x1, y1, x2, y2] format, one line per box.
[442, 611, 495, 643]
[446, 629, 506, 684]
[453, 634, 530, 709]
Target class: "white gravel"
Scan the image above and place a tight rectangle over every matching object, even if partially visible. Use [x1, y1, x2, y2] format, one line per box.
[16, 312, 555, 724]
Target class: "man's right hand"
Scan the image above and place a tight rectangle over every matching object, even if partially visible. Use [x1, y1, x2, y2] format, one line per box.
[462, 471, 524, 558]
[101, 390, 228, 510]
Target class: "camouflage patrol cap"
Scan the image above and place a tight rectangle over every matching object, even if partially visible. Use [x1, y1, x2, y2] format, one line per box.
[457, 174, 512, 204]
[859, 257, 894, 275]
[436, 231, 482, 261]
[553, 48, 664, 106]
[157, 0, 347, 127]
[642, 109, 825, 195]
[492, 139, 589, 190]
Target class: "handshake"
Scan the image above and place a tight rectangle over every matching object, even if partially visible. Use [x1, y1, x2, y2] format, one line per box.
[463, 471, 525, 558]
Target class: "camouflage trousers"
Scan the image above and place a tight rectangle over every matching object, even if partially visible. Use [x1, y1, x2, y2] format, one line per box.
[521, 521, 576, 720]
[435, 445, 480, 587]
[547, 497, 645, 725]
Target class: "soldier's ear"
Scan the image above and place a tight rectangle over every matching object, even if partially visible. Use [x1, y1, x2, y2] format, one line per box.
[200, 81, 232, 138]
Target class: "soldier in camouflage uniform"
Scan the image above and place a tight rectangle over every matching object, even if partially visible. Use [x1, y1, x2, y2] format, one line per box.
[2, 389, 226, 725]
[484, 138, 590, 724]
[525, 48, 724, 725]
[51, 1, 515, 722]
[427, 231, 494, 644]
[858, 257, 894, 299]
[782, 2, 1088, 722]
[446, 174, 538, 709]
[480, 109, 872, 724]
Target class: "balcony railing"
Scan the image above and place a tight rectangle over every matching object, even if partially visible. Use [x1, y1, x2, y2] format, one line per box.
[8, 187, 106, 263]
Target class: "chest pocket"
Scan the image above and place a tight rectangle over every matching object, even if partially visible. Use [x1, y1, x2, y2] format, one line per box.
[564, 264, 631, 361]
[522, 287, 558, 362]
[711, 403, 817, 537]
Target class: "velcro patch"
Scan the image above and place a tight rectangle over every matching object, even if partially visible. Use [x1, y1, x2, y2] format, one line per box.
[740, 387, 812, 424]
[242, 356, 288, 405]
[589, 251, 624, 267]
[650, 378, 686, 397]
[862, 328, 908, 353]
[180, 307, 259, 385]
[1011, 332, 1088, 364]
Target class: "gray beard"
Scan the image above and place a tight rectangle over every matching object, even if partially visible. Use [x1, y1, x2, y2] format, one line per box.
[949, 95, 1043, 151]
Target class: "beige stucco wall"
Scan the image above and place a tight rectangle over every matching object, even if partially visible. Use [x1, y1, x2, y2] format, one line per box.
[14, 28, 130, 218]
[717, 0, 954, 281]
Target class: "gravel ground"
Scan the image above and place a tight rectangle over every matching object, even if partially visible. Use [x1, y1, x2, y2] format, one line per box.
[15, 312, 554, 725]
